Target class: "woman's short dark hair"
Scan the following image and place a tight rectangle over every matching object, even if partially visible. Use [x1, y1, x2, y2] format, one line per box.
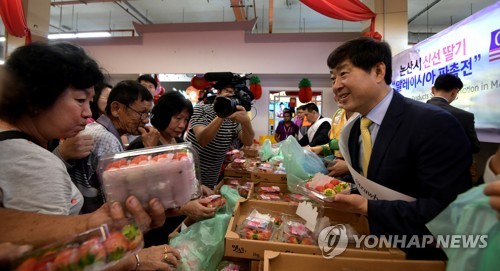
[0, 42, 105, 121]
[137, 74, 157, 89]
[105, 80, 153, 115]
[90, 82, 112, 120]
[151, 91, 193, 131]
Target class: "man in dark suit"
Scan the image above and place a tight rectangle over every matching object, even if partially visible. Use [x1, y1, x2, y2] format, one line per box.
[326, 37, 472, 259]
[298, 103, 331, 147]
[427, 73, 480, 153]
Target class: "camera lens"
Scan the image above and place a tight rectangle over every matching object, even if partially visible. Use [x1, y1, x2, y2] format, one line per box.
[214, 96, 238, 118]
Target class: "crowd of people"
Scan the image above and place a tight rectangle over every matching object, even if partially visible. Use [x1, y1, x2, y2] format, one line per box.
[0, 37, 499, 270]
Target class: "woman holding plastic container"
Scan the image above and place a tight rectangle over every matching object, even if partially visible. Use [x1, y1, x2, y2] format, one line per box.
[128, 91, 217, 246]
[0, 43, 179, 270]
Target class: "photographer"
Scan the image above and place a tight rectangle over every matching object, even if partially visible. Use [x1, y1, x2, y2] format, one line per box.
[186, 80, 255, 189]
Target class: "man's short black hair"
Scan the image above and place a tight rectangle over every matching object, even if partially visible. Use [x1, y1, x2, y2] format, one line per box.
[303, 103, 319, 113]
[433, 73, 463, 92]
[105, 80, 153, 115]
[327, 37, 393, 85]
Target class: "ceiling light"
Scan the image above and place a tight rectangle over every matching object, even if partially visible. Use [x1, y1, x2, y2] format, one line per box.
[0, 37, 5, 42]
[48, 32, 111, 40]
[76, 32, 111, 38]
[48, 33, 76, 39]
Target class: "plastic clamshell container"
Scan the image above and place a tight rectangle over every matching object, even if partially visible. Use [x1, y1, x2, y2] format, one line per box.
[14, 223, 143, 271]
[97, 143, 202, 210]
[237, 208, 283, 241]
[296, 181, 355, 203]
[281, 218, 316, 245]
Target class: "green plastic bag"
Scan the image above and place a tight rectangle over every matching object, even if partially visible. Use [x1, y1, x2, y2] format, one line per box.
[280, 136, 328, 192]
[170, 186, 241, 271]
[426, 184, 498, 271]
[478, 223, 500, 271]
[258, 139, 274, 161]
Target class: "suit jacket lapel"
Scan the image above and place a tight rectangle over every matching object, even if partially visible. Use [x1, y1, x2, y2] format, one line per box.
[367, 90, 405, 179]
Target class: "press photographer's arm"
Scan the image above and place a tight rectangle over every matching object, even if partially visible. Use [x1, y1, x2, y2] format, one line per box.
[192, 116, 225, 147]
[228, 105, 255, 146]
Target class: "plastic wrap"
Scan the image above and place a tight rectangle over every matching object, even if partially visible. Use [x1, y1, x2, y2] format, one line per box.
[97, 143, 202, 210]
[13, 223, 142, 271]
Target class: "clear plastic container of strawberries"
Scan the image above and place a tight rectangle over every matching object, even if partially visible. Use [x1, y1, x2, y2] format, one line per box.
[297, 172, 356, 203]
[97, 143, 202, 210]
[13, 222, 143, 271]
[237, 209, 283, 241]
[280, 218, 316, 245]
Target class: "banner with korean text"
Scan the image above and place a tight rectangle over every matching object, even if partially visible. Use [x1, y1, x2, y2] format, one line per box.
[392, 2, 500, 141]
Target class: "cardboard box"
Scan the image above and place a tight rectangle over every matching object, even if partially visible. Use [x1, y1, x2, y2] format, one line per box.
[242, 146, 260, 158]
[217, 257, 260, 271]
[224, 164, 252, 180]
[224, 200, 405, 260]
[250, 171, 287, 184]
[263, 251, 446, 271]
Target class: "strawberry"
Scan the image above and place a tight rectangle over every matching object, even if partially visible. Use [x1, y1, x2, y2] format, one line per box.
[315, 186, 325, 192]
[52, 247, 79, 270]
[32, 251, 57, 271]
[130, 155, 148, 165]
[330, 179, 340, 186]
[301, 238, 315, 245]
[305, 182, 311, 189]
[121, 224, 143, 250]
[151, 153, 168, 162]
[287, 236, 299, 244]
[324, 183, 334, 189]
[103, 232, 129, 261]
[105, 159, 127, 170]
[173, 152, 188, 160]
[15, 257, 37, 271]
[78, 237, 106, 265]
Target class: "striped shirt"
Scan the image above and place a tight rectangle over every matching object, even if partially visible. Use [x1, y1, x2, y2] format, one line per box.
[186, 103, 240, 188]
[69, 115, 124, 213]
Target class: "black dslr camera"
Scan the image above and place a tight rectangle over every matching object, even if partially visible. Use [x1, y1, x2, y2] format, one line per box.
[204, 72, 254, 118]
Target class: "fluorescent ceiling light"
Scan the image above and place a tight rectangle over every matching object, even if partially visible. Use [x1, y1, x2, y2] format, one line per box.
[0, 37, 5, 42]
[76, 32, 111, 38]
[48, 32, 111, 40]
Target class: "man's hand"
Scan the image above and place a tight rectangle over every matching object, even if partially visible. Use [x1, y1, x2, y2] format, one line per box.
[138, 126, 160, 147]
[325, 194, 368, 216]
[201, 185, 214, 196]
[180, 198, 216, 221]
[89, 196, 166, 233]
[327, 159, 349, 177]
[484, 181, 500, 219]
[226, 105, 250, 124]
[0, 242, 32, 269]
[58, 133, 94, 160]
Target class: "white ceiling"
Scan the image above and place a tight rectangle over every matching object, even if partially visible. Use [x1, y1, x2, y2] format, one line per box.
[43, 0, 498, 42]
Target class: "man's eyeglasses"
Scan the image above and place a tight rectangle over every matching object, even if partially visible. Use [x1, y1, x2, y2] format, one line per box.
[126, 105, 153, 120]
